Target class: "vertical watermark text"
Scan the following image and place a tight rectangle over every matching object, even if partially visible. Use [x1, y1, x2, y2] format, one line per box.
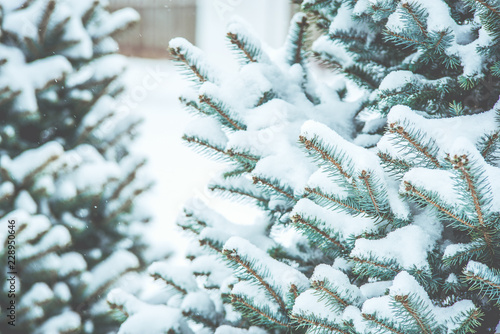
[6, 218, 16, 327]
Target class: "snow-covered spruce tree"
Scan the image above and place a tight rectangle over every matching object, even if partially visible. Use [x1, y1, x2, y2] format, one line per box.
[111, 0, 500, 333]
[0, 1, 163, 333]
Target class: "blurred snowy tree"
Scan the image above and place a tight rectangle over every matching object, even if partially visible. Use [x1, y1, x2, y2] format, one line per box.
[0, 1, 167, 333]
[111, 0, 500, 333]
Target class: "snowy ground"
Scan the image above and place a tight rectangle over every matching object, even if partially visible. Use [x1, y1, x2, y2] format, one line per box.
[121, 58, 258, 263]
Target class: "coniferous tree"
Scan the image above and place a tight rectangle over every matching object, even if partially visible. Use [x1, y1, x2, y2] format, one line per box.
[112, 1, 500, 333]
[0, 1, 165, 333]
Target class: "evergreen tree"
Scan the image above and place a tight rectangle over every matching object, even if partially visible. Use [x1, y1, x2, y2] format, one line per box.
[0, 1, 164, 333]
[111, 1, 500, 333]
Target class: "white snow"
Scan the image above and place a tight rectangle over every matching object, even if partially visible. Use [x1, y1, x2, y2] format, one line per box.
[312, 35, 354, 70]
[82, 250, 139, 299]
[118, 305, 194, 334]
[196, 0, 291, 68]
[91, 54, 128, 82]
[2, 141, 64, 184]
[61, 212, 87, 233]
[301, 120, 383, 176]
[446, 273, 459, 284]
[18, 225, 71, 261]
[351, 224, 436, 269]
[390, 271, 428, 297]
[34, 311, 81, 334]
[56, 158, 120, 201]
[53, 283, 71, 303]
[2, 0, 46, 41]
[148, 262, 198, 293]
[252, 149, 315, 195]
[191, 255, 232, 283]
[448, 138, 500, 212]
[438, 299, 477, 332]
[311, 264, 364, 306]
[224, 236, 310, 303]
[333, 257, 353, 273]
[170, 37, 220, 85]
[0, 45, 71, 115]
[386, 176, 411, 220]
[307, 168, 351, 198]
[20, 282, 54, 308]
[362, 270, 478, 331]
[14, 190, 37, 214]
[10, 211, 50, 244]
[293, 198, 378, 241]
[383, 0, 488, 77]
[78, 96, 116, 136]
[0, 0, 25, 12]
[387, 105, 498, 156]
[109, 289, 194, 334]
[215, 326, 268, 334]
[122, 58, 260, 264]
[60, 11, 93, 60]
[379, 71, 422, 91]
[359, 280, 392, 299]
[292, 289, 342, 323]
[184, 117, 229, 149]
[181, 292, 216, 322]
[181, 198, 273, 250]
[0, 181, 14, 200]
[88, 7, 139, 40]
[330, 2, 364, 34]
[465, 261, 500, 284]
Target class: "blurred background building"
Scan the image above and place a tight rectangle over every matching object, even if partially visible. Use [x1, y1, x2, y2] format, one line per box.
[109, 0, 197, 58]
[110, 0, 296, 59]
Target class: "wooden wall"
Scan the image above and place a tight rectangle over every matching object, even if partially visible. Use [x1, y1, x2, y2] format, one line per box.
[109, 0, 196, 58]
